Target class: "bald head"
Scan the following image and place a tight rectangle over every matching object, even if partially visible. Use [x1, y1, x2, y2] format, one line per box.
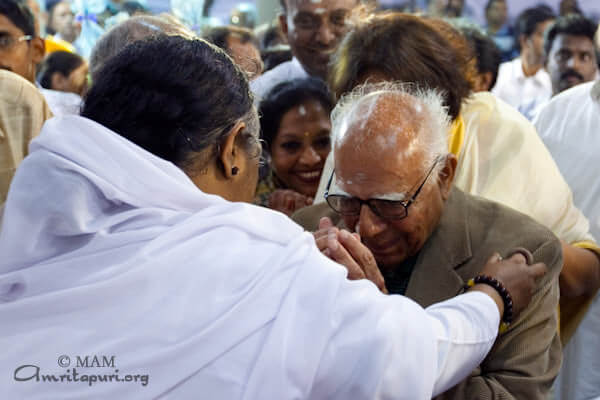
[333, 83, 450, 189]
[89, 15, 195, 82]
[326, 83, 457, 269]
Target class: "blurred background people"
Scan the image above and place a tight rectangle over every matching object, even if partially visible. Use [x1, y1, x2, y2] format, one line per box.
[251, 0, 358, 100]
[204, 25, 263, 80]
[36, 50, 87, 115]
[492, 5, 555, 117]
[256, 77, 333, 216]
[37, 50, 87, 95]
[457, 24, 502, 91]
[544, 13, 598, 97]
[484, 0, 515, 61]
[46, 0, 80, 43]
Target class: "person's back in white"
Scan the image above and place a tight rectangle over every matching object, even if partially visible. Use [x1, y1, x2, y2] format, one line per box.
[534, 81, 600, 400]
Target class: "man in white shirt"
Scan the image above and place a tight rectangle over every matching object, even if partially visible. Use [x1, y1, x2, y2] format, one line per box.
[250, 0, 357, 100]
[544, 13, 598, 97]
[492, 5, 554, 116]
[534, 79, 600, 400]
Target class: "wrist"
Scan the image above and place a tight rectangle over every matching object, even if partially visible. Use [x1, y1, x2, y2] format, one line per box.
[466, 275, 514, 333]
[468, 283, 504, 317]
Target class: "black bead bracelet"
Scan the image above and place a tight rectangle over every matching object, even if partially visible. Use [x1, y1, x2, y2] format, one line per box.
[465, 274, 514, 333]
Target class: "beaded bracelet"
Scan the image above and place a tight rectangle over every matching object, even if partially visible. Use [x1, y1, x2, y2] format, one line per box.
[465, 275, 514, 334]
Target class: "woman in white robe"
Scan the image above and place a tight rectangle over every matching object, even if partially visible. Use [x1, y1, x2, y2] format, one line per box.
[0, 35, 544, 399]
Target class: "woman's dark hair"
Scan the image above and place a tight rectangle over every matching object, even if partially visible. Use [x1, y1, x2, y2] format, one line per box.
[82, 35, 257, 170]
[459, 26, 502, 90]
[331, 13, 474, 120]
[37, 51, 84, 89]
[258, 77, 334, 150]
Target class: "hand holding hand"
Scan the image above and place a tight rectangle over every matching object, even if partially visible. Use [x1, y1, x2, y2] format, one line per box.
[314, 217, 388, 294]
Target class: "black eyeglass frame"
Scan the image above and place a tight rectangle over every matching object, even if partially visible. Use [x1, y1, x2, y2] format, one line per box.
[324, 155, 443, 220]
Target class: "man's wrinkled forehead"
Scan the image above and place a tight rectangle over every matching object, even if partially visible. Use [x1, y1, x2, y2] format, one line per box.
[334, 91, 426, 151]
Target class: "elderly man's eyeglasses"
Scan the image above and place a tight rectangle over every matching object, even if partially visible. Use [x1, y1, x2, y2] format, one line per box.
[324, 156, 442, 220]
[0, 34, 32, 51]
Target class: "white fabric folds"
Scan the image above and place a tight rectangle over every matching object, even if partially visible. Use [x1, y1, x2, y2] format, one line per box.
[0, 116, 499, 399]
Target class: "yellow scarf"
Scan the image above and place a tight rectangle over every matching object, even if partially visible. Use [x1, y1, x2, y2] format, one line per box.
[448, 115, 465, 158]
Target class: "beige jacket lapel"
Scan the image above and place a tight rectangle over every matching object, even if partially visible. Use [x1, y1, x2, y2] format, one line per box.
[405, 188, 473, 307]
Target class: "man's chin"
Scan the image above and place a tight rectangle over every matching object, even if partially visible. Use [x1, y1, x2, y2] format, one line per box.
[374, 253, 408, 272]
[297, 55, 329, 79]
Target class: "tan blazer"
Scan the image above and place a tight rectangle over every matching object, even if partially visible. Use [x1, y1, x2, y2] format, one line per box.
[293, 188, 562, 400]
[0, 70, 52, 203]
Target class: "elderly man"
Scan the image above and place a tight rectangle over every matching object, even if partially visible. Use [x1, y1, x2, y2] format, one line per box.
[296, 82, 562, 399]
[545, 14, 598, 96]
[534, 76, 600, 399]
[306, 13, 599, 339]
[250, 0, 357, 99]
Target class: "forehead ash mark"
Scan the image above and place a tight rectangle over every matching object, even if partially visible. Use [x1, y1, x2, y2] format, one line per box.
[298, 105, 307, 116]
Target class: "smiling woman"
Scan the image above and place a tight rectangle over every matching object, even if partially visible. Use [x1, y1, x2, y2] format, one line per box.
[256, 77, 334, 215]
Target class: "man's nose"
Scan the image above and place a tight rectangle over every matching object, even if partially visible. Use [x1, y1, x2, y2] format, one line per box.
[299, 146, 321, 166]
[316, 22, 336, 45]
[566, 55, 581, 71]
[358, 204, 387, 238]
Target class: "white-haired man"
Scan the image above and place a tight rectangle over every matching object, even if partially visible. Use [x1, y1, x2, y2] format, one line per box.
[294, 83, 563, 399]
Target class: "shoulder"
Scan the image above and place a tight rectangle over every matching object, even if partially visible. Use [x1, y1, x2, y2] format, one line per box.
[460, 191, 562, 274]
[535, 82, 594, 129]
[251, 60, 307, 100]
[462, 92, 538, 137]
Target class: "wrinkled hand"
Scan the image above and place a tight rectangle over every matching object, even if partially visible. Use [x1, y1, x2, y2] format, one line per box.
[314, 217, 388, 294]
[268, 189, 313, 216]
[474, 252, 548, 321]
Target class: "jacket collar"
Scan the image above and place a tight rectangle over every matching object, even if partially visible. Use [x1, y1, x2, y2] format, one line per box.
[405, 187, 473, 305]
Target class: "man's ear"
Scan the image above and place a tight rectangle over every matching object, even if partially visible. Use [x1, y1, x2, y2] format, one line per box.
[279, 13, 288, 37]
[438, 154, 457, 200]
[30, 37, 45, 64]
[218, 121, 246, 179]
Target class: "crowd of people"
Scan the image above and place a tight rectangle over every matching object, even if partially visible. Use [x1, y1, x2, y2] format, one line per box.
[1, 0, 600, 399]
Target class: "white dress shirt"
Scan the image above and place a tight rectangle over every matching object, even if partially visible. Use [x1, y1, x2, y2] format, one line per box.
[250, 57, 309, 101]
[492, 57, 552, 116]
[534, 81, 600, 400]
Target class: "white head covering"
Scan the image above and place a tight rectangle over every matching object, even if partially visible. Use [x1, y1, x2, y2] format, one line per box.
[0, 116, 498, 399]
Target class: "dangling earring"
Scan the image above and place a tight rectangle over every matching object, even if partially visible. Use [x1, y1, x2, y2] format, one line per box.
[231, 166, 239, 176]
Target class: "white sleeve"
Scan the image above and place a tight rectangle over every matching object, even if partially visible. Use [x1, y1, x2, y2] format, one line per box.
[310, 269, 499, 399]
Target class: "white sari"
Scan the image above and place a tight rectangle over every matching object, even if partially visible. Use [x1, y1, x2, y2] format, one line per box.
[0, 115, 499, 399]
